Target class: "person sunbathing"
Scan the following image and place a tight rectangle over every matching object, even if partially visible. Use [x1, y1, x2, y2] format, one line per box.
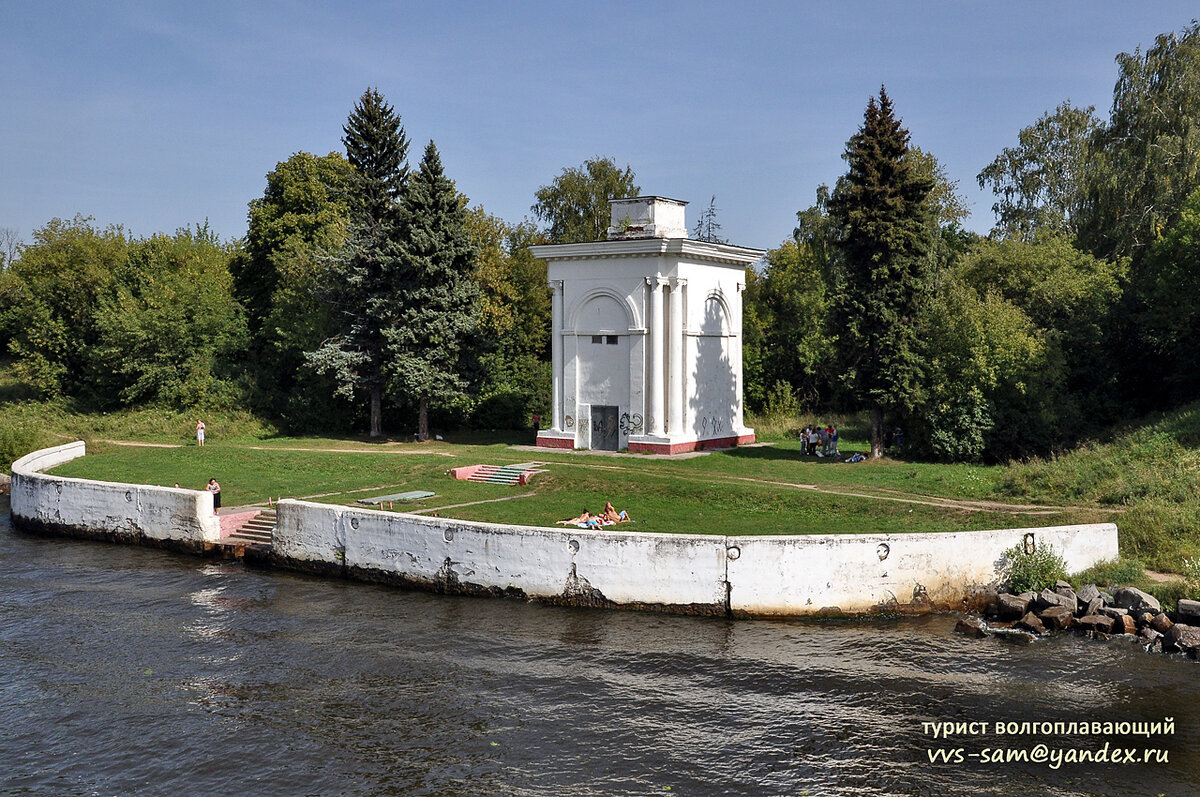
[603, 501, 630, 523]
[557, 509, 594, 525]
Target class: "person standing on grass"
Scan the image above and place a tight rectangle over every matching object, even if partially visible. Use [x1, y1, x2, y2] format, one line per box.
[206, 478, 221, 515]
[196, 420, 206, 447]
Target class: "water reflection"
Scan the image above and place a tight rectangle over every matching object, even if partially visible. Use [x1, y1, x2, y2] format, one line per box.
[3, 507, 1199, 796]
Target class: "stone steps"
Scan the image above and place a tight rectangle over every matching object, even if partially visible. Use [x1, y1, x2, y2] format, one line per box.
[225, 508, 276, 546]
[459, 462, 547, 486]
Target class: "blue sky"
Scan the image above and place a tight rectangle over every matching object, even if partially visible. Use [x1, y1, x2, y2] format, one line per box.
[2, 2, 1195, 251]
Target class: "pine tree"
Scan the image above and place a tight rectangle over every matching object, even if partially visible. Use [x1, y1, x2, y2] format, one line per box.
[306, 89, 411, 438]
[827, 87, 935, 457]
[342, 87, 409, 225]
[691, 195, 727, 243]
[390, 141, 480, 440]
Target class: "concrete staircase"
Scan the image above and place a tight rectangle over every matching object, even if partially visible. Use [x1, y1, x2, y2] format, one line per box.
[456, 462, 546, 486]
[225, 508, 275, 548]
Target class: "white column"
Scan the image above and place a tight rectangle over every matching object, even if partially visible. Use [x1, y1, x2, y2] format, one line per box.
[734, 280, 744, 430]
[668, 278, 685, 436]
[647, 277, 665, 436]
[550, 280, 564, 431]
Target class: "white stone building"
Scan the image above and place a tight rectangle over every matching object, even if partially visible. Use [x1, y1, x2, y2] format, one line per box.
[534, 196, 763, 454]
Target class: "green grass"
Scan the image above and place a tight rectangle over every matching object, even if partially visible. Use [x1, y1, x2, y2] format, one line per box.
[997, 401, 1200, 572]
[46, 436, 1096, 537]
[6, 352, 1200, 570]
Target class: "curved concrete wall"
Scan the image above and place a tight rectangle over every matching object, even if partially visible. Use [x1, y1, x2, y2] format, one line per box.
[8, 443, 1120, 616]
[272, 499, 730, 612]
[271, 498, 1119, 616]
[10, 441, 219, 548]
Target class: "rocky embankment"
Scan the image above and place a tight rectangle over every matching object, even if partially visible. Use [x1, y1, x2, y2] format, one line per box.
[956, 581, 1200, 658]
[0, 472, 9, 495]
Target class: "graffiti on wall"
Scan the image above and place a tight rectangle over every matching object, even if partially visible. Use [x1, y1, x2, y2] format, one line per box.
[619, 412, 643, 435]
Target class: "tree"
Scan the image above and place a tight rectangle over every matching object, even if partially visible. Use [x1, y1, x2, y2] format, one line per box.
[954, 233, 1126, 439]
[93, 226, 246, 407]
[1080, 22, 1200, 261]
[234, 152, 353, 331]
[1130, 185, 1200, 402]
[0, 227, 20, 270]
[826, 87, 935, 457]
[691, 195, 727, 243]
[911, 275, 1048, 462]
[977, 102, 1101, 240]
[234, 151, 354, 429]
[467, 208, 551, 428]
[342, 87, 410, 225]
[306, 89, 411, 438]
[742, 238, 832, 412]
[909, 147, 970, 230]
[532, 157, 639, 243]
[390, 141, 480, 440]
[2, 216, 128, 397]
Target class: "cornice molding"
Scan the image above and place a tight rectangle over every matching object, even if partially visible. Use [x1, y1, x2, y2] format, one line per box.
[530, 238, 764, 267]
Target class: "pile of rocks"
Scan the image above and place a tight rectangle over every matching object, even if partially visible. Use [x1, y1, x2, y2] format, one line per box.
[955, 580, 1200, 658]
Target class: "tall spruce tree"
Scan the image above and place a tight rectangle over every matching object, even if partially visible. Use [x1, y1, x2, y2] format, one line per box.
[390, 141, 480, 440]
[827, 87, 935, 457]
[306, 89, 410, 437]
[343, 88, 410, 226]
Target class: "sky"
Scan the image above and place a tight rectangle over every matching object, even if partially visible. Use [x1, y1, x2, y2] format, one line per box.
[2, 2, 1196, 252]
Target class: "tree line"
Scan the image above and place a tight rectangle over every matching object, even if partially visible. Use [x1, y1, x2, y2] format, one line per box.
[0, 89, 634, 440]
[745, 22, 1200, 461]
[3, 22, 1200, 459]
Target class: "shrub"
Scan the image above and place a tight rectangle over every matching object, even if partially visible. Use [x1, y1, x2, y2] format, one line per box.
[1071, 558, 1148, 589]
[0, 417, 50, 472]
[1183, 557, 1200, 599]
[1002, 541, 1068, 593]
[763, 380, 801, 419]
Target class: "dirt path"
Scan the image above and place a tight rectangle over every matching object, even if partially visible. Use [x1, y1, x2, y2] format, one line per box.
[98, 439, 453, 455]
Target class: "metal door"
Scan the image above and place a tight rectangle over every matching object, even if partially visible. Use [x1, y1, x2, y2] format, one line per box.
[592, 405, 620, 450]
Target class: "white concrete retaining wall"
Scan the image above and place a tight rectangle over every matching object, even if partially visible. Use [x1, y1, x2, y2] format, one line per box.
[726, 524, 1119, 616]
[10, 441, 220, 545]
[274, 499, 730, 609]
[8, 443, 1121, 616]
[274, 498, 1119, 616]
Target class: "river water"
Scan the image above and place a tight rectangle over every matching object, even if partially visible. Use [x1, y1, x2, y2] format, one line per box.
[2, 501, 1199, 797]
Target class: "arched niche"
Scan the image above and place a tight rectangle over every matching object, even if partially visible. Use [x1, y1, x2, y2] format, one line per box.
[568, 289, 641, 333]
[698, 290, 732, 336]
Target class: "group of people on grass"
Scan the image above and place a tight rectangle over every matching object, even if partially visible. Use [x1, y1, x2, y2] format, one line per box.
[557, 501, 631, 529]
[800, 424, 839, 457]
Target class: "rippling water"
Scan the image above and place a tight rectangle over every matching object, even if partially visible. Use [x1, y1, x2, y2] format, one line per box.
[3, 499, 1199, 796]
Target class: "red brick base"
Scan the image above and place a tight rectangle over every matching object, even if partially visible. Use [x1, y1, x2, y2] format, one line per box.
[627, 434, 755, 455]
[535, 435, 574, 450]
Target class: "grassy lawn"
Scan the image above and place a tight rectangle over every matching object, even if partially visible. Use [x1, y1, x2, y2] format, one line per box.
[5, 357, 1197, 569]
[48, 436, 1103, 537]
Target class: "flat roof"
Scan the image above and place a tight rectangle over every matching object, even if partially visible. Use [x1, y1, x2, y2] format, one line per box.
[608, 195, 689, 206]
